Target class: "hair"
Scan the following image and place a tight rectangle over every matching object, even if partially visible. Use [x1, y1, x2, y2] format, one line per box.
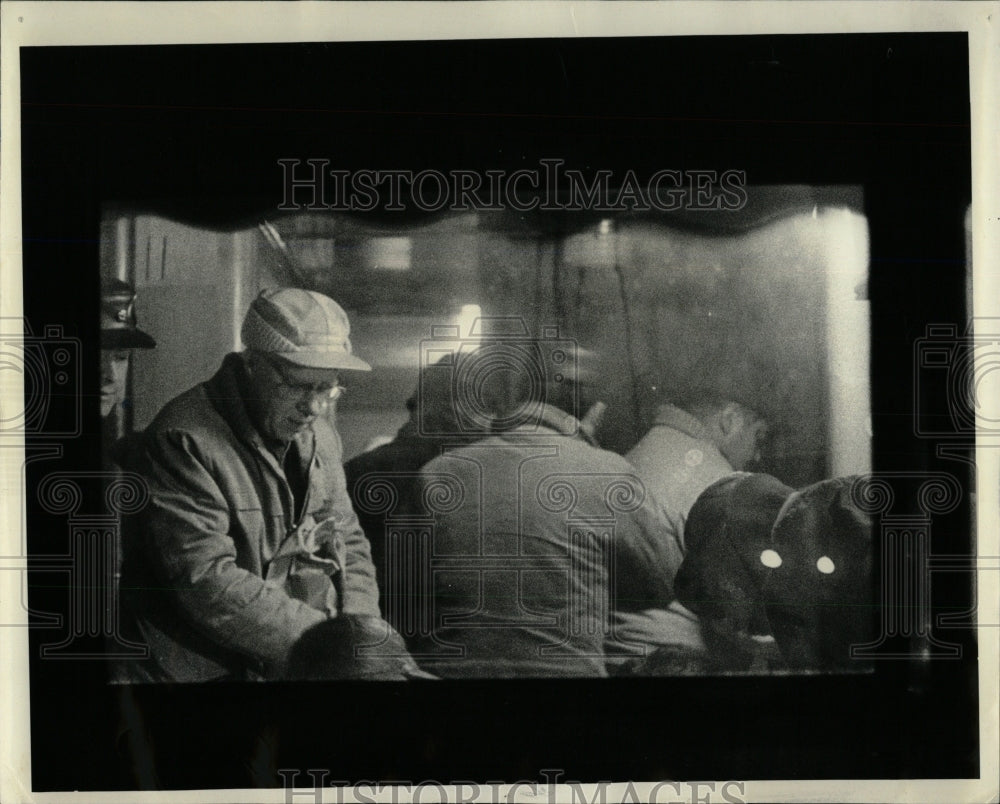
[482, 341, 600, 425]
[672, 388, 764, 427]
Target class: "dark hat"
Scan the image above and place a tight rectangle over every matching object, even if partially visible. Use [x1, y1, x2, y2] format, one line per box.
[286, 615, 437, 681]
[676, 472, 795, 638]
[762, 475, 873, 669]
[101, 278, 156, 350]
[677, 472, 874, 672]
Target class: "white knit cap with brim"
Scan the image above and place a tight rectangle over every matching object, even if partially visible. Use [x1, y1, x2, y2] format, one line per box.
[241, 288, 372, 371]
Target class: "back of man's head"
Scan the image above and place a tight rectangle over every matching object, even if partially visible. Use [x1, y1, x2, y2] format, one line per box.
[488, 342, 601, 427]
[675, 390, 736, 422]
[673, 389, 769, 471]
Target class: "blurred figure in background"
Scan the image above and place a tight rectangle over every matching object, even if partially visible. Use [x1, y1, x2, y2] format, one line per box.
[101, 279, 162, 787]
[411, 341, 684, 678]
[101, 278, 158, 594]
[344, 355, 488, 635]
[101, 278, 156, 466]
[627, 389, 770, 548]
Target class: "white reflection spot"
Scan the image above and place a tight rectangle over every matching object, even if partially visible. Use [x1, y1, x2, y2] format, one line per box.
[817, 556, 836, 574]
[760, 549, 782, 569]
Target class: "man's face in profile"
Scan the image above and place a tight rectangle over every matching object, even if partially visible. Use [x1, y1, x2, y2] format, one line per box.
[100, 349, 130, 418]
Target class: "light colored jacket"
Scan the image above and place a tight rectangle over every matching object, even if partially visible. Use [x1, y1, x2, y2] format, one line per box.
[625, 403, 737, 551]
[614, 404, 739, 662]
[118, 353, 379, 683]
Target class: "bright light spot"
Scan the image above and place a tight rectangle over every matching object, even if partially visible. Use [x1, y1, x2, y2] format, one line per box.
[760, 549, 783, 569]
[598, 219, 613, 236]
[817, 556, 836, 574]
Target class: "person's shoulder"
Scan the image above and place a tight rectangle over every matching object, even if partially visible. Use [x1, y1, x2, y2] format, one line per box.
[108, 430, 146, 472]
[420, 436, 497, 471]
[567, 437, 636, 471]
[144, 383, 222, 445]
[345, 436, 413, 471]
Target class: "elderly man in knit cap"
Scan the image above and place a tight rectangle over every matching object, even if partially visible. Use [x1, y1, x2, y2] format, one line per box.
[118, 288, 381, 683]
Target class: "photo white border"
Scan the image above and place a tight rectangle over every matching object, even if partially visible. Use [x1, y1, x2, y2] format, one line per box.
[1, 3, 997, 802]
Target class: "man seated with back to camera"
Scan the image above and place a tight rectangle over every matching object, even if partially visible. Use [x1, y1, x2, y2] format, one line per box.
[608, 388, 771, 669]
[409, 343, 685, 678]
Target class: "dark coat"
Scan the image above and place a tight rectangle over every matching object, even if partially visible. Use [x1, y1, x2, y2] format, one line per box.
[675, 472, 872, 672]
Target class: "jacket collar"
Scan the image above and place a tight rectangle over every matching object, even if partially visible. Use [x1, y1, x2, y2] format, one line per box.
[651, 403, 712, 442]
[507, 403, 598, 447]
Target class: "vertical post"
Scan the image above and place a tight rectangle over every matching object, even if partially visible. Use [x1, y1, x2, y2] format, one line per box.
[823, 207, 872, 477]
[231, 229, 247, 351]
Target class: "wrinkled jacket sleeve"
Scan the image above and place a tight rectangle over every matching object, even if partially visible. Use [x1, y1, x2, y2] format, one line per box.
[141, 429, 325, 665]
[325, 451, 381, 618]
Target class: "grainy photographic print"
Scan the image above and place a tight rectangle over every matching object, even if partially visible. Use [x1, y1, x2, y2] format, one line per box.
[1, 3, 997, 803]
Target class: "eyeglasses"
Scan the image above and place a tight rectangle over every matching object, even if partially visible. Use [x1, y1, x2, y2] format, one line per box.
[261, 357, 346, 402]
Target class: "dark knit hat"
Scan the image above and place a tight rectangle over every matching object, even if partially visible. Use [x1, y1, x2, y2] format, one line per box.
[676, 472, 795, 639]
